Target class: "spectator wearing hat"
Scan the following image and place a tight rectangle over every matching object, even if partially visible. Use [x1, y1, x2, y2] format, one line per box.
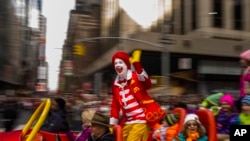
[152, 113, 180, 141]
[87, 111, 114, 141]
[110, 50, 165, 141]
[216, 94, 238, 141]
[41, 97, 70, 133]
[232, 95, 250, 125]
[178, 114, 207, 141]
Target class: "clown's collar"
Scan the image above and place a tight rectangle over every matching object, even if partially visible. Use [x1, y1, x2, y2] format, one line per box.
[114, 69, 132, 87]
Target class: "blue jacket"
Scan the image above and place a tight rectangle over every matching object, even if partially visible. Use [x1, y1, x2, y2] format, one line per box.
[41, 109, 70, 133]
[177, 133, 208, 141]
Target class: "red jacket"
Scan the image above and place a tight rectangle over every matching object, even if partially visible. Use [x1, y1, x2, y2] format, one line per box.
[110, 69, 165, 127]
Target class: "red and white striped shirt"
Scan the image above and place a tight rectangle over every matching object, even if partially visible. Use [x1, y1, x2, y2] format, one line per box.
[110, 69, 150, 125]
[118, 82, 146, 124]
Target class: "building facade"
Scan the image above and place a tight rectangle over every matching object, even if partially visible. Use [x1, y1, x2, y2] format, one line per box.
[63, 0, 249, 96]
[0, 0, 47, 95]
[59, 0, 101, 93]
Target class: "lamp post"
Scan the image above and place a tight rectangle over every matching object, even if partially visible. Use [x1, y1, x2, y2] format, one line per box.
[160, 19, 175, 95]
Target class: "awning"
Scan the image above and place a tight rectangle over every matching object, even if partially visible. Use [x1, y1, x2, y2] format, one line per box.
[168, 70, 198, 82]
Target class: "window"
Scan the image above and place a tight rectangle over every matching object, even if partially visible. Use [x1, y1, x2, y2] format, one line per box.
[180, 0, 185, 34]
[234, 0, 242, 30]
[192, 0, 196, 30]
[213, 0, 222, 28]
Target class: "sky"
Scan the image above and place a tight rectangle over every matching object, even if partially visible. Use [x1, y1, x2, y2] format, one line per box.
[41, 0, 171, 91]
[42, 0, 74, 91]
[120, 0, 172, 29]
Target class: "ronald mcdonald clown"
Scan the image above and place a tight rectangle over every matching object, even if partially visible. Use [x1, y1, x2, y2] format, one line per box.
[110, 50, 166, 141]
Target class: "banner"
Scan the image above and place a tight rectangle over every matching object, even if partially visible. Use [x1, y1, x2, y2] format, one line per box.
[63, 60, 73, 76]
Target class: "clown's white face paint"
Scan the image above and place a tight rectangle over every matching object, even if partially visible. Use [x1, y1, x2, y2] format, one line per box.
[114, 58, 128, 80]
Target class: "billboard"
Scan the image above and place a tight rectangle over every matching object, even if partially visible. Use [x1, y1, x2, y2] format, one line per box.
[36, 82, 47, 92]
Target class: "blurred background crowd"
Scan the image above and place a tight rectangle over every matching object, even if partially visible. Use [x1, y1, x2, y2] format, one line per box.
[0, 0, 250, 135]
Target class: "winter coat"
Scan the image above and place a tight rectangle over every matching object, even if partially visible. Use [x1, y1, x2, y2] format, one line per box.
[231, 113, 250, 125]
[152, 123, 180, 141]
[87, 130, 115, 141]
[177, 133, 208, 141]
[239, 67, 250, 98]
[216, 111, 238, 134]
[41, 109, 70, 133]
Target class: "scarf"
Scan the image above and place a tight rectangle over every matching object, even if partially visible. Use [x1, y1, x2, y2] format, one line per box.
[239, 113, 250, 125]
[186, 132, 200, 141]
[75, 125, 91, 141]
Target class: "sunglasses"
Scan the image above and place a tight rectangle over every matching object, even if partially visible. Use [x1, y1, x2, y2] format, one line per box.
[187, 123, 197, 127]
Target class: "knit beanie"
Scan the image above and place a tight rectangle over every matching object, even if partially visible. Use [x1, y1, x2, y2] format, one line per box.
[242, 95, 250, 105]
[240, 49, 250, 60]
[112, 51, 131, 69]
[184, 114, 200, 125]
[55, 97, 66, 109]
[165, 113, 179, 126]
[219, 93, 235, 107]
[206, 92, 224, 106]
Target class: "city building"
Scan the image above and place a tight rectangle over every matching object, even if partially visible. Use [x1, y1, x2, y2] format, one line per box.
[0, 0, 24, 91]
[36, 14, 48, 94]
[0, 0, 47, 96]
[59, 0, 101, 93]
[63, 0, 249, 97]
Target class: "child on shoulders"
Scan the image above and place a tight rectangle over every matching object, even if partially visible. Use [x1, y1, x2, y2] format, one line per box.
[216, 94, 238, 141]
[232, 95, 250, 125]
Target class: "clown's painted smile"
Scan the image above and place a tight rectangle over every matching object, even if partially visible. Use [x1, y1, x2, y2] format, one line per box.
[115, 66, 123, 73]
[114, 58, 128, 79]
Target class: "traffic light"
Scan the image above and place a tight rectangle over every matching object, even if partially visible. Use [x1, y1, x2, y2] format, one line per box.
[73, 44, 85, 56]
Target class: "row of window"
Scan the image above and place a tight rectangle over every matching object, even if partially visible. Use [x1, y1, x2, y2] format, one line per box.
[213, 0, 243, 30]
[177, 0, 245, 35]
